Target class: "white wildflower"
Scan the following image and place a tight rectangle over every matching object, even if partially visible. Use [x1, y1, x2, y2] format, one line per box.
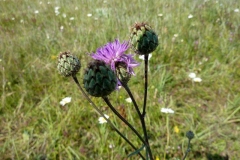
[62, 13, 66, 18]
[188, 14, 193, 19]
[188, 72, 196, 79]
[234, 8, 239, 12]
[109, 144, 115, 148]
[60, 97, 71, 106]
[98, 114, 109, 124]
[174, 34, 178, 37]
[161, 108, 174, 114]
[125, 97, 132, 103]
[193, 77, 202, 82]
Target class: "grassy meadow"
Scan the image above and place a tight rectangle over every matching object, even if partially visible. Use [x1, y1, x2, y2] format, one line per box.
[1, 0, 240, 159]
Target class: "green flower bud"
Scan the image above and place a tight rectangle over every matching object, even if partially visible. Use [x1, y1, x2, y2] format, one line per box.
[83, 60, 117, 97]
[186, 130, 194, 140]
[57, 51, 81, 77]
[116, 62, 131, 85]
[130, 22, 159, 55]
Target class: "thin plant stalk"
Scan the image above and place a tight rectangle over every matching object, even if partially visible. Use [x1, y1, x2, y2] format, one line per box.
[122, 83, 154, 160]
[182, 139, 191, 160]
[102, 96, 146, 146]
[72, 75, 145, 160]
[143, 54, 154, 160]
[163, 115, 170, 160]
[142, 54, 149, 116]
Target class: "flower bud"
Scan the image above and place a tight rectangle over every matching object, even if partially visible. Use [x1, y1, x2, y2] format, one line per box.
[83, 60, 117, 97]
[57, 51, 81, 77]
[130, 22, 158, 55]
[116, 62, 131, 85]
[186, 130, 194, 140]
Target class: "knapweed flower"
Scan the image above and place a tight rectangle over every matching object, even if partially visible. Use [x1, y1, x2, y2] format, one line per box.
[98, 114, 109, 124]
[60, 97, 71, 106]
[91, 39, 139, 76]
[161, 108, 174, 114]
[83, 60, 117, 97]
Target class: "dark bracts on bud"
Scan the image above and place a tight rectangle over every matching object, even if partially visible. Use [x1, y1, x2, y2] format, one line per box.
[57, 51, 81, 77]
[83, 60, 117, 97]
[130, 22, 159, 55]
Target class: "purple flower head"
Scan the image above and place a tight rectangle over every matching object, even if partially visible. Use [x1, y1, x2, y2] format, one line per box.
[91, 39, 139, 75]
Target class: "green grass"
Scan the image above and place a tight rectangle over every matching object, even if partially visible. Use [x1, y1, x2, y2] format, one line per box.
[1, 0, 240, 159]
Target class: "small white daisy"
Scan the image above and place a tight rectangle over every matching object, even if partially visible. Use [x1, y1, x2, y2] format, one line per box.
[193, 77, 202, 82]
[109, 144, 115, 148]
[62, 13, 67, 18]
[98, 114, 109, 124]
[55, 7, 60, 10]
[161, 108, 174, 114]
[188, 72, 196, 79]
[173, 34, 178, 37]
[234, 8, 239, 12]
[87, 13, 92, 17]
[69, 17, 75, 21]
[125, 97, 132, 103]
[188, 14, 193, 19]
[34, 10, 39, 14]
[60, 97, 71, 106]
[158, 13, 163, 17]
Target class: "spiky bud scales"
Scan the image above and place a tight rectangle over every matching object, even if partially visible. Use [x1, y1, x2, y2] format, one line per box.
[130, 22, 158, 55]
[57, 51, 81, 77]
[83, 60, 117, 97]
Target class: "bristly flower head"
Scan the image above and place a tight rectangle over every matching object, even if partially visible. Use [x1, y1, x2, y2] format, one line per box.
[91, 39, 139, 75]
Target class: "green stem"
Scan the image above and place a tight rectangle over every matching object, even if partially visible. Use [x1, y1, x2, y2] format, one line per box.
[122, 83, 154, 160]
[72, 75, 145, 160]
[142, 54, 149, 117]
[164, 115, 170, 160]
[182, 139, 191, 160]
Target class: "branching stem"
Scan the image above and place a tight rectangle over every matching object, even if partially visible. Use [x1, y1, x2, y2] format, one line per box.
[72, 75, 145, 160]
